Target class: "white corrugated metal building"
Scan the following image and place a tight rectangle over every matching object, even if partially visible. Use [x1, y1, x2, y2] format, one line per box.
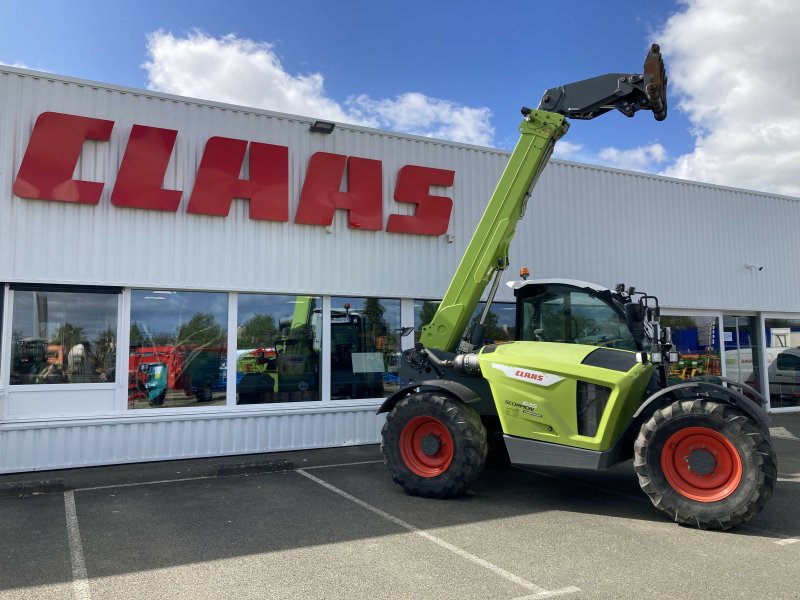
[1, 65, 798, 474]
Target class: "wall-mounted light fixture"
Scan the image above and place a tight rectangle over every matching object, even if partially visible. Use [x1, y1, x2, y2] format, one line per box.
[745, 263, 765, 271]
[309, 120, 335, 134]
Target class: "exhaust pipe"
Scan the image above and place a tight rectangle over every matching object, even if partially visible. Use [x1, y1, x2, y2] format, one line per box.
[425, 350, 482, 376]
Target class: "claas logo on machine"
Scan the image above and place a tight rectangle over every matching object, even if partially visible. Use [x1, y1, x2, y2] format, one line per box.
[492, 363, 564, 387]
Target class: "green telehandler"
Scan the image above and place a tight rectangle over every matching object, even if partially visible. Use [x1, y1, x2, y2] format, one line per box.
[378, 45, 776, 530]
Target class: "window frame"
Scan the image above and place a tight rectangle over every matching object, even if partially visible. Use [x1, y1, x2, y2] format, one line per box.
[7, 286, 122, 390]
[126, 288, 231, 411]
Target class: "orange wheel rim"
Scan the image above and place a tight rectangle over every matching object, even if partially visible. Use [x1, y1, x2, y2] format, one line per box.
[399, 416, 454, 477]
[661, 427, 743, 502]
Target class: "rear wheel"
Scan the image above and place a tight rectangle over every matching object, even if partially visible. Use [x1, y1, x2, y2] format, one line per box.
[381, 393, 487, 498]
[634, 399, 776, 530]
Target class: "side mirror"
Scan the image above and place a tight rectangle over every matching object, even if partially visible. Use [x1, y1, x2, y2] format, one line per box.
[625, 303, 646, 348]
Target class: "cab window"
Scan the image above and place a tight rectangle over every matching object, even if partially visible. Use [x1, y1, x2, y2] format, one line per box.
[520, 287, 635, 350]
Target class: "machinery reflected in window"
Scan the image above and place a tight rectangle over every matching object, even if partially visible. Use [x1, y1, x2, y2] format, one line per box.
[764, 318, 800, 408]
[331, 297, 401, 400]
[236, 294, 323, 404]
[128, 290, 227, 409]
[661, 315, 722, 382]
[10, 289, 118, 385]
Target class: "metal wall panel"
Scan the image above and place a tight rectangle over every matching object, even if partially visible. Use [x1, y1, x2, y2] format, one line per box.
[4, 67, 800, 473]
[515, 162, 800, 311]
[0, 67, 508, 302]
[0, 409, 384, 473]
[3, 66, 799, 311]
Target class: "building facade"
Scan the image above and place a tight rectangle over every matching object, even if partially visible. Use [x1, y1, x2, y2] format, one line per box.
[1, 66, 798, 473]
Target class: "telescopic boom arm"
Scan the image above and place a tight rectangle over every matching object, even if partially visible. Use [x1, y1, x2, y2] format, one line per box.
[538, 44, 667, 121]
[419, 44, 667, 353]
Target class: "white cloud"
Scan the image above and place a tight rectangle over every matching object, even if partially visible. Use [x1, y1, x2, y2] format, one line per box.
[553, 139, 668, 173]
[0, 59, 34, 69]
[144, 30, 350, 122]
[347, 93, 494, 147]
[551, 140, 585, 161]
[598, 143, 668, 171]
[143, 30, 494, 146]
[656, 0, 800, 196]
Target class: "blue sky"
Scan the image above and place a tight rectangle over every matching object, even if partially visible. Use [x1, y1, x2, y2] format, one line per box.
[2, 0, 798, 197]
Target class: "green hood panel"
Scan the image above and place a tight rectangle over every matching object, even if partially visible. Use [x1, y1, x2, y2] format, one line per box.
[478, 341, 652, 451]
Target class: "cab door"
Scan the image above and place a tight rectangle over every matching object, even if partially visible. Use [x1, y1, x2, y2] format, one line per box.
[516, 282, 636, 350]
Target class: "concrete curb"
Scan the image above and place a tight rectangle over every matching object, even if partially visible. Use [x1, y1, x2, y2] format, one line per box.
[0, 478, 66, 498]
[216, 458, 295, 477]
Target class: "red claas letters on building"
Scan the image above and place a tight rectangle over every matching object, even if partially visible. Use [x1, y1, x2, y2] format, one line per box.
[13, 111, 455, 235]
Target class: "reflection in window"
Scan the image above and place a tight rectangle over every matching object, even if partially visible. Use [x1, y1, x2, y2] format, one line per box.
[10, 289, 118, 385]
[0, 285, 4, 371]
[723, 315, 762, 394]
[414, 300, 441, 345]
[467, 302, 516, 344]
[662, 316, 722, 382]
[415, 300, 516, 345]
[129, 290, 227, 409]
[765, 318, 800, 408]
[331, 297, 401, 400]
[237, 294, 322, 404]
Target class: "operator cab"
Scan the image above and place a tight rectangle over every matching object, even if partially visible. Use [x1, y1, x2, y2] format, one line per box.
[513, 279, 638, 351]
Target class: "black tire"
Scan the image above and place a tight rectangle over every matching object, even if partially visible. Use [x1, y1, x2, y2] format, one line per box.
[149, 389, 166, 406]
[381, 392, 487, 498]
[634, 399, 777, 530]
[196, 385, 214, 402]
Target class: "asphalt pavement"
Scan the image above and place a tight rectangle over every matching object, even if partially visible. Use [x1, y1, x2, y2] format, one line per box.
[1, 414, 799, 600]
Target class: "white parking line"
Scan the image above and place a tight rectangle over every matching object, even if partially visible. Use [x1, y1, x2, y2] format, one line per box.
[778, 475, 800, 483]
[64, 491, 91, 600]
[769, 427, 800, 441]
[301, 459, 384, 470]
[71, 460, 381, 492]
[297, 468, 580, 599]
[775, 538, 800, 546]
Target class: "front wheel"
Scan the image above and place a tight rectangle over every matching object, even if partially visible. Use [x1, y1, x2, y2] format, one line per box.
[381, 393, 487, 498]
[634, 399, 777, 530]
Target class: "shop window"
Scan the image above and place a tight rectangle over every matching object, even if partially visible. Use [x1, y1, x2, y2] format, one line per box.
[0, 285, 4, 372]
[331, 297, 401, 400]
[414, 300, 441, 344]
[723, 315, 763, 395]
[9, 287, 118, 385]
[236, 294, 322, 404]
[661, 315, 722, 382]
[765, 318, 800, 408]
[468, 302, 516, 344]
[414, 300, 515, 346]
[129, 290, 227, 409]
